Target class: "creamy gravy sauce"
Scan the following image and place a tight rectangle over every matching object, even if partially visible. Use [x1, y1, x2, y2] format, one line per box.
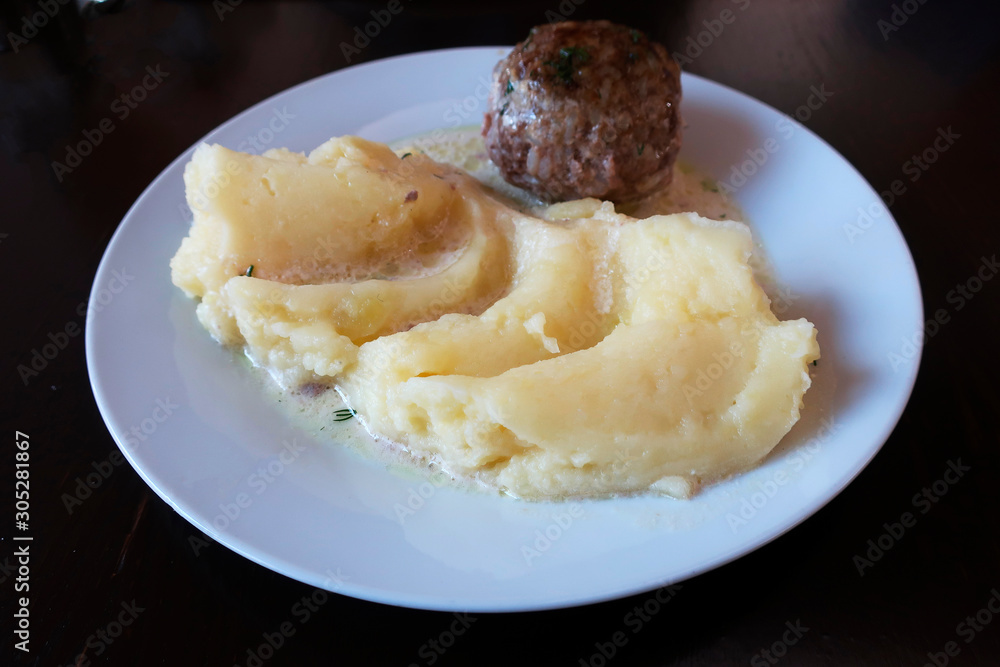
[394, 127, 776, 289]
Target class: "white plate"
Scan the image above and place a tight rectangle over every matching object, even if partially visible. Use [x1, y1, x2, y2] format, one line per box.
[86, 47, 922, 612]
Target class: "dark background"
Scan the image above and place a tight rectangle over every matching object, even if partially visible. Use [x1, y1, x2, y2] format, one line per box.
[3, 0, 1000, 665]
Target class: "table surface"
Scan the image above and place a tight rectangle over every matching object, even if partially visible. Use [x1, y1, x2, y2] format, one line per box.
[3, 0, 1000, 665]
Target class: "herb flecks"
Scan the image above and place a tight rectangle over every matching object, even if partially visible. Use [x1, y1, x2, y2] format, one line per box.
[333, 408, 357, 422]
[505, 80, 514, 95]
[638, 143, 645, 155]
[499, 101, 509, 116]
[401, 152, 412, 159]
[244, 265, 254, 277]
[701, 179, 719, 193]
[545, 46, 591, 85]
[630, 29, 641, 44]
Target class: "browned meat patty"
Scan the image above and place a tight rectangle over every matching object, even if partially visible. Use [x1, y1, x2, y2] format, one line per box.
[482, 20, 682, 203]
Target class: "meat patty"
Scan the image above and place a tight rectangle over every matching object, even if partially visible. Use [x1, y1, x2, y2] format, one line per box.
[482, 20, 682, 203]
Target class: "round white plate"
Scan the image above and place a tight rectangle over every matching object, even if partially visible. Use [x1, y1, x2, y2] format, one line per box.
[86, 47, 922, 612]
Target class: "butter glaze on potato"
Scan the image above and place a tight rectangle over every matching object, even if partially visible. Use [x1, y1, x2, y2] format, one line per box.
[171, 136, 820, 499]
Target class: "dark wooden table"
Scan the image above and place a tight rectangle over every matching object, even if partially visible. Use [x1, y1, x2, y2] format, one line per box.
[3, 1, 999, 665]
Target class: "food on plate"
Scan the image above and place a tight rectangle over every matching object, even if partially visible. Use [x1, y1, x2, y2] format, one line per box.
[171, 136, 819, 500]
[172, 138, 510, 368]
[482, 20, 682, 203]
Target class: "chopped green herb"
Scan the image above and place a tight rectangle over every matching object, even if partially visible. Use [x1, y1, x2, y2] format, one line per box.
[401, 152, 412, 159]
[545, 46, 590, 84]
[720, 213, 727, 218]
[333, 408, 357, 422]
[638, 143, 645, 155]
[812, 360, 818, 367]
[630, 29, 641, 43]
[244, 265, 254, 277]
[701, 179, 719, 193]
[505, 80, 514, 95]
[499, 102, 509, 116]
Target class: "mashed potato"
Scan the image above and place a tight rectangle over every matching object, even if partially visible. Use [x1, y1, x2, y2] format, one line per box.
[171, 136, 819, 499]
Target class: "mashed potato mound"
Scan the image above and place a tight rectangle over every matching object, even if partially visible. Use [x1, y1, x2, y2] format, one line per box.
[171, 136, 819, 499]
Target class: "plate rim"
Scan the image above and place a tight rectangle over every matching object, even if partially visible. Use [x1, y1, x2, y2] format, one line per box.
[85, 46, 924, 612]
